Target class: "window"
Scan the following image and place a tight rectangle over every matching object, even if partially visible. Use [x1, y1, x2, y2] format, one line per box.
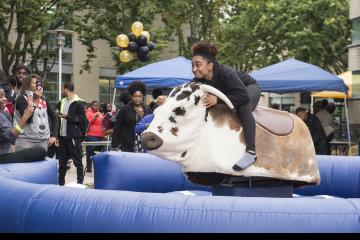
[43, 73, 72, 107]
[352, 18, 360, 44]
[99, 77, 121, 107]
[270, 97, 295, 112]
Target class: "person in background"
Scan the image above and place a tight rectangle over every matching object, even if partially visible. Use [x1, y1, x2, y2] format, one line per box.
[118, 90, 132, 109]
[135, 95, 167, 135]
[0, 87, 46, 163]
[295, 107, 327, 155]
[149, 88, 163, 112]
[102, 103, 117, 136]
[315, 100, 335, 154]
[111, 81, 151, 152]
[13, 74, 58, 152]
[57, 82, 89, 186]
[7, 63, 32, 116]
[85, 100, 104, 173]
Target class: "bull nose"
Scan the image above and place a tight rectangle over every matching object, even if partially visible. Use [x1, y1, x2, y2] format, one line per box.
[141, 132, 163, 150]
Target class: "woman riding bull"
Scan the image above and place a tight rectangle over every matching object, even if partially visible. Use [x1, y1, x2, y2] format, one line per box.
[191, 42, 261, 170]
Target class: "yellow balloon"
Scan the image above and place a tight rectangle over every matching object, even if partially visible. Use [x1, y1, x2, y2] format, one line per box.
[131, 21, 144, 37]
[119, 50, 134, 63]
[141, 31, 150, 41]
[116, 34, 129, 48]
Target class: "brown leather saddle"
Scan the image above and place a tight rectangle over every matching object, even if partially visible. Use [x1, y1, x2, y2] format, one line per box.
[252, 106, 294, 136]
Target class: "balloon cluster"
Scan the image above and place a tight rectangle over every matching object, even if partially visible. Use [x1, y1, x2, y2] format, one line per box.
[116, 21, 155, 63]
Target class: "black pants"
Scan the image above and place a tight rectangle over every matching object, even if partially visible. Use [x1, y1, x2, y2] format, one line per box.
[58, 136, 84, 185]
[0, 146, 46, 164]
[236, 84, 261, 152]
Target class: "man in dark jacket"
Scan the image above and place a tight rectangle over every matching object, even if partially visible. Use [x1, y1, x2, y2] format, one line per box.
[57, 82, 89, 185]
[295, 107, 328, 155]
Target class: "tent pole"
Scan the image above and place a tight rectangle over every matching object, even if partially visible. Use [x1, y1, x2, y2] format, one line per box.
[310, 96, 314, 114]
[112, 88, 117, 107]
[108, 87, 117, 151]
[344, 97, 351, 152]
[268, 92, 271, 107]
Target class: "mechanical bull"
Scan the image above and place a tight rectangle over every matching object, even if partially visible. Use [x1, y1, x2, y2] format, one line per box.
[141, 82, 320, 187]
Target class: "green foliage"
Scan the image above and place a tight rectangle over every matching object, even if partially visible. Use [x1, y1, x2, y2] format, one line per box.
[74, 0, 167, 74]
[0, 0, 85, 84]
[158, 0, 226, 58]
[217, 0, 351, 73]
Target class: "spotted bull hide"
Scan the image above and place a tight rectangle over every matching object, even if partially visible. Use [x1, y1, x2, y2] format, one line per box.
[142, 82, 320, 186]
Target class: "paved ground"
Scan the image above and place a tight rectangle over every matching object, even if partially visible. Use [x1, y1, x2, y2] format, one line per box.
[64, 156, 94, 188]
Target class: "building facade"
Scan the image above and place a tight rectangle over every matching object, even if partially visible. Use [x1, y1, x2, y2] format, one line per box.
[348, 0, 360, 135]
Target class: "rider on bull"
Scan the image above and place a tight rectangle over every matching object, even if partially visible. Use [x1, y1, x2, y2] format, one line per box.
[191, 42, 261, 170]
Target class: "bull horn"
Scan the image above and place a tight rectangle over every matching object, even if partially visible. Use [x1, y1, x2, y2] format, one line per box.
[199, 84, 235, 111]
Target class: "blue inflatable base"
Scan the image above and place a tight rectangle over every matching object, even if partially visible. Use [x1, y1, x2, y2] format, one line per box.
[0, 153, 360, 232]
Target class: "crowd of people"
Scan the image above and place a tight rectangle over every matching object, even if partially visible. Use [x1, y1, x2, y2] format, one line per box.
[0, 41, 341, 186]
[295, 100, 337, 155]
[0, 63, 168, 185]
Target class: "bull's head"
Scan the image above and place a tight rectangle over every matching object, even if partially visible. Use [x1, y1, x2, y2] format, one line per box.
[141, 82, 235, 163]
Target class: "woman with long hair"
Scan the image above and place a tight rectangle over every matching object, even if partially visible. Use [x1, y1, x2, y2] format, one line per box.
[13, 74, 58, 152]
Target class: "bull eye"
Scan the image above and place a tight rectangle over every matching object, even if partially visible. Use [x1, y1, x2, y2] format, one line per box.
[170, 127, 179, 136]
[181, 151, 187, 158]
[194, 95, 201, 105]
[169, 116, 176, 123]
[157, 125, 163, 133]
[176, 90, 192, 101]
[173, 107, 186, 116]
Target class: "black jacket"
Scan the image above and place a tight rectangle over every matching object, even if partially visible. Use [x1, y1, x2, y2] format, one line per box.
[58, 98, 88, 140]
[305, 113, 328, 155]
[194, 63, 258, 108]
[111, 102, 152, 152]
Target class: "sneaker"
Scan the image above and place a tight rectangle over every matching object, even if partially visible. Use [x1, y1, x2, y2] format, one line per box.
[232, 152, 257, 171]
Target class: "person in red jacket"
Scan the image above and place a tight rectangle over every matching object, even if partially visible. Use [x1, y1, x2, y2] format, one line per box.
[85, 100, 104, 172]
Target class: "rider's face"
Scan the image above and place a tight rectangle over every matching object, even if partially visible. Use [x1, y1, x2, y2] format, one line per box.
[192, 56, 214, 81]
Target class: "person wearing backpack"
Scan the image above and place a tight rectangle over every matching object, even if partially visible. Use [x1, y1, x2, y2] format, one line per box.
[57, 82, 89, 186]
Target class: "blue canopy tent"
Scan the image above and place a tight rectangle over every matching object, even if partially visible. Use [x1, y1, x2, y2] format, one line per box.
[251, 58, 350, 149]
[115, 56, 193, 89]
[251, 58, 348, 94]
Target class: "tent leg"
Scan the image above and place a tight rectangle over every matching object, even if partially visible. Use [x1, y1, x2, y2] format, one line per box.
[344, 98, 351, 152]
[310, 96, 314, 114]
[108, 88, 117, 151]
[112, 88, 117, 107]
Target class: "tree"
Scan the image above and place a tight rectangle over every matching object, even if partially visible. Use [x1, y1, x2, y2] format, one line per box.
[217, 0, 351, 74]
[0, 0, 167, 83]
[158, 0, 226, 58]
[74, 0, 168, 74]
[0, 0, 86, 83]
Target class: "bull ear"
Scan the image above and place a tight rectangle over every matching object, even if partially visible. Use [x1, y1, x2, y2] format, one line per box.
[199, 85, 235, 111]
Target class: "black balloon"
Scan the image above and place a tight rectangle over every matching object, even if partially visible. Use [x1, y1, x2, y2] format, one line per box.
[137, 51, 149, 62]
[136, 35, 148, 47]
[128, 33, 136, 42]
[139, 46, 149, 55]
[148, 42, 155, 51]
[128, 41, 139, 52]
